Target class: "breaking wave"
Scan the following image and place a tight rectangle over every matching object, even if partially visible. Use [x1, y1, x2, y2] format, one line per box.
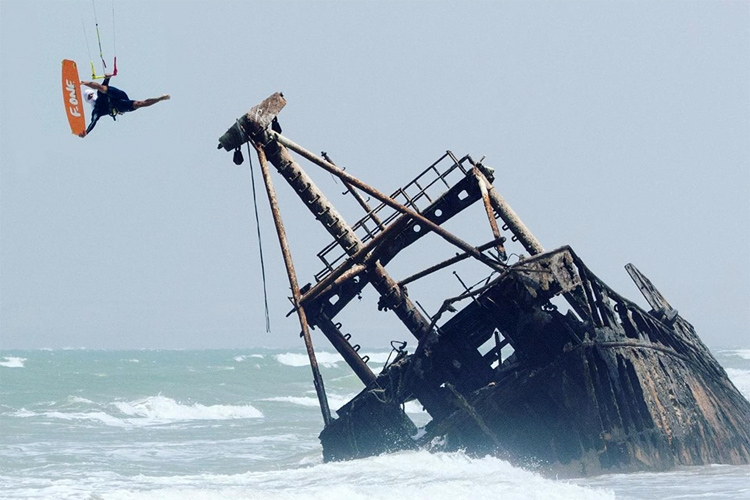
[275, 351, 390, 368]
[9, 395, 263, 428]
[0, 356, 26, 368]
[234, 354, 265, 362]
[60, 451, 613, 500]
[275, 351, 344, 368]
[724, 349, 750, 360]
[113, 395, 263, 422]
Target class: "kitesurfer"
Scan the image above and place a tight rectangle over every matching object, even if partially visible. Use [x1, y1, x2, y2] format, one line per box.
[79, 73, 169, 137]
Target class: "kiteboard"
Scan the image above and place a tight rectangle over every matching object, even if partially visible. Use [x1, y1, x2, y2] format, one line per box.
[62, 59, 86, 136]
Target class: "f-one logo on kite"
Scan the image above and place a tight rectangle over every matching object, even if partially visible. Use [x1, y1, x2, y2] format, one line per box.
[66, 79, 81, 117]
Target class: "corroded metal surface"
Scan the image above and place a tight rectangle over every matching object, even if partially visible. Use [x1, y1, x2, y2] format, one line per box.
[218, 93, 750, 477]
[255, 145, 331, 425]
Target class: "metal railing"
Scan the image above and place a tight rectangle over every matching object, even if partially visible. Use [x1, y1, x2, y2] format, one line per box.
[314, 152, 473, 282]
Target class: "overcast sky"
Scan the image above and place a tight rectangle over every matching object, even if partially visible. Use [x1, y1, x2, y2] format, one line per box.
[1, 1, 748, 351]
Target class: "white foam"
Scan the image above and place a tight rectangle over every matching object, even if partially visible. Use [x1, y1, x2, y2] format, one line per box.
[64, 451, 614, 500]
[263, 394, 352, 410]
[233, 354, 263, 362]
[359, 351, 391, 364]
[263, 395, 321, 407]
[16, 396, 264, 428]
[726, 368, 750, 401]
[275, 351, 392, 368]
[113, 395, 263, 423]
[0, 356, 26, 368]
[724, 349, 750, 360]
[68, 396, 95, 404]
[44, 410, 129, 427]
[275, 351, 343, 368]
[9, 408, 36, 418]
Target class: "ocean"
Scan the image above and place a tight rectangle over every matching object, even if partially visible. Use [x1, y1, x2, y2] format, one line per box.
[1, 347, 748, 500]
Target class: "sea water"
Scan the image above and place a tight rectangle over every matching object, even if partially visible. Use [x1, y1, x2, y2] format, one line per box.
[1, 347, 748, 500]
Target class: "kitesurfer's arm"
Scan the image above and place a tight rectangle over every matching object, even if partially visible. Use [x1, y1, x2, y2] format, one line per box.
[81, 74, 112, 94]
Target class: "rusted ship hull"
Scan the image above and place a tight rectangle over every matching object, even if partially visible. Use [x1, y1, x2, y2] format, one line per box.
[318, 247, 750, 476]
[431, 340, 750, 476]
[219, 93, 750, 477]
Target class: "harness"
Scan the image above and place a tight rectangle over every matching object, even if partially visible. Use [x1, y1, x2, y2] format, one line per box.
[109, 104, 123, 119]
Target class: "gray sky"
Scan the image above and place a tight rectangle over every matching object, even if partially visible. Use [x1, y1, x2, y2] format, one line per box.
[1, 1, 748, 350]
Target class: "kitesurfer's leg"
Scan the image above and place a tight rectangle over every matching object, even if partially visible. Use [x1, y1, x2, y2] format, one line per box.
[132, 95, 170, 110]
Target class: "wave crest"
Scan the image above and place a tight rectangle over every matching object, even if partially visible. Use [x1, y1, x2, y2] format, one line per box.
[114, 395, 263, 422]
[0, 356, 26, 368]
[274, 351, 391, 368]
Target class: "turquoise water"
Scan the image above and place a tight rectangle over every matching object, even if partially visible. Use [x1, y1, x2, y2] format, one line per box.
[1, 348, 748, 500]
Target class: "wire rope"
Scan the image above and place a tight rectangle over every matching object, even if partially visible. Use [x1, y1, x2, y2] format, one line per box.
[111, 1, 117, 74]
[236, 121, 272, 333]
[91, 0, 107, 73]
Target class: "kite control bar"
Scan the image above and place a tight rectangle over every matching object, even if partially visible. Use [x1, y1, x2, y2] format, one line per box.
[90, 57, 117, 80]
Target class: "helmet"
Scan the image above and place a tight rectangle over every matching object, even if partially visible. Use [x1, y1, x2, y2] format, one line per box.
[83, 88, 97, 106]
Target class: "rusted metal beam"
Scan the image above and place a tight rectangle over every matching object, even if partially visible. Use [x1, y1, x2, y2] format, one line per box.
[254, 144, 332, 425]
[483, 178, 544, 256]
[217, 93, 287, 151]
[295, 262, 369, 314]
[316, 313, 377, 386]
[624, 263, 678, 324]
[471, 168, 508, 261]
[297, 210, 411, 310]
[323, 152, 385, 232]
[253, 129, 433, 343]
[270, 131, 506, 274]
[398, 236, 506, 287]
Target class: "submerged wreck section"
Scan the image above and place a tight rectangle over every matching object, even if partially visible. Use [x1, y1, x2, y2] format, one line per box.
[218, 93, 750, 477]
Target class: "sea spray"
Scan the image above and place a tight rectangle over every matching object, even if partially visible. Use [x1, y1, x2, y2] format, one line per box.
[1, 348, 748, 500]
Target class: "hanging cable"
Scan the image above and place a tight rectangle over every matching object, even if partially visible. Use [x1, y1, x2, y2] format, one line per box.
[236, 121, 272, 333]
[82, 18, 94, 66]
[111, 1, 117, 75]
[92, 0, 107, 75]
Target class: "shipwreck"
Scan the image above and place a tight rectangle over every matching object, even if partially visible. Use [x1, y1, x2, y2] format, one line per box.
[218, 93, 750, 477]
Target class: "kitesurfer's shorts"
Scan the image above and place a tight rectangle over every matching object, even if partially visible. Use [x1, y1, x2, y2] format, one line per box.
[107, 86, 136, 113]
